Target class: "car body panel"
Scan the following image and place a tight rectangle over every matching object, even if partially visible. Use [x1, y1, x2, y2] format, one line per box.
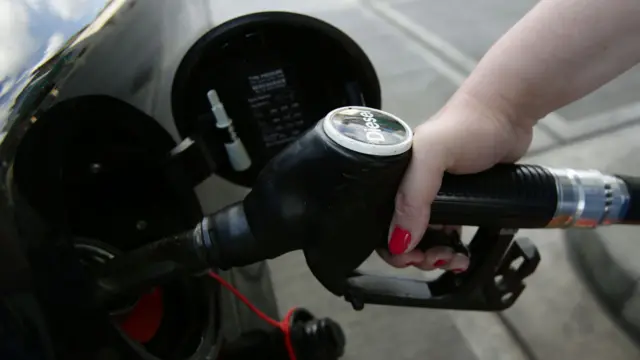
[0, 1, 253, 359]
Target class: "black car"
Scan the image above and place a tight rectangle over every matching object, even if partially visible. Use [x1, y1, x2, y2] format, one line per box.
[0, 1, 382, 359]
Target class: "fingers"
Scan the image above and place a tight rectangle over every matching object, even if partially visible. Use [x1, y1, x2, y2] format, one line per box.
[382, 225, 470, 272]
[419, 246, 454, 270]
[387, 123, 452, 255]
[418, 225, 469, 272]
[380, 246, 470, 272]
[376, 248, 424, 268]
[420, 250, 469, 271]
[447, 253, 470, 272]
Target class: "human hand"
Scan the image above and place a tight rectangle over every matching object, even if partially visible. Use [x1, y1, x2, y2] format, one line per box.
[378, 93, 534, 272]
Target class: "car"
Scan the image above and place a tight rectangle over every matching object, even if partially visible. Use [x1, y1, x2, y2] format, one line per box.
[0, 1, 380, 359]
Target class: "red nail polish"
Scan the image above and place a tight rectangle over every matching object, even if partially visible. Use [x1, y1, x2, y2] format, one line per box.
[389, 226, 411, 255]
[433, 259, 447, 267]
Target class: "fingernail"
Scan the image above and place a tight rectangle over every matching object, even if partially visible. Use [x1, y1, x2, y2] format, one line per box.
[433, 259, 447, 267]
[389, 226, 412, 255]
[448, 254, 470, 274]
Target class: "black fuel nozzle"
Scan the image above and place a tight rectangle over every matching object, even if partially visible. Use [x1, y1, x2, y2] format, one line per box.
[99, 106, 640, 313]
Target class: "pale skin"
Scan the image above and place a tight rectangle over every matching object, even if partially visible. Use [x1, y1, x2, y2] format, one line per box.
[381, 0, 640, 271]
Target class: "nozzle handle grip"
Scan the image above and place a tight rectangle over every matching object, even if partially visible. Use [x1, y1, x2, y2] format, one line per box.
[615, 174, 640, 224]
[429, 164, 558, 228]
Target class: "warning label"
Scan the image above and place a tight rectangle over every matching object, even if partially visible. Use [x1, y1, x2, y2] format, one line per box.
[248, 69, 287, 94]
[246, 68, 306, 148]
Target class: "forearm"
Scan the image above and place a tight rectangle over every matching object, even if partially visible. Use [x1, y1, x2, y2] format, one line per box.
[454, 0, 640, 128]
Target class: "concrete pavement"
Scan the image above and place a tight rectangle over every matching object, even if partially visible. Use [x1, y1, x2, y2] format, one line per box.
[249, 0, 640, 359]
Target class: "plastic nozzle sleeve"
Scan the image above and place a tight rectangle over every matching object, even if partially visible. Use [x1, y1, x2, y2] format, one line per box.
[429, 164, 558, 228]
[197, 203, 296, 270]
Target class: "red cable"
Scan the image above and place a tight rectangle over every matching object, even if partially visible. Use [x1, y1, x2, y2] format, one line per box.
[207, 270, 298, 360]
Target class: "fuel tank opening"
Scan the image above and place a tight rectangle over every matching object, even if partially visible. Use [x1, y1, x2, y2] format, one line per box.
[74, 238, 220, 360]
[75, 239, 164, 343]
[11, 95, 220, 358]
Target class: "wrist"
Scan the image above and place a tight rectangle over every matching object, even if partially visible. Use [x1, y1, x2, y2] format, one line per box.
[420, 91, 533, 172]
[449, 86, 539, 132]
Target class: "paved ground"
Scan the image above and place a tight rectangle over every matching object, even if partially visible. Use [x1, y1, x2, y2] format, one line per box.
[224, 0, 640, 359]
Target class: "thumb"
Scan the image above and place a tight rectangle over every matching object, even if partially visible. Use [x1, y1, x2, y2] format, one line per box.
[388, 124, 451, 255]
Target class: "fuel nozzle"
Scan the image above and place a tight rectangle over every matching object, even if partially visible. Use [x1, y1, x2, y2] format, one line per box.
[99, 106, 640, 314]
[97, 106, 415, 305]
[241, 107, 415, 295]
